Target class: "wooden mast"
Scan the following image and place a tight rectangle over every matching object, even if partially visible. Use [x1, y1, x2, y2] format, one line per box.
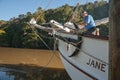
[109, 0, 120, 80]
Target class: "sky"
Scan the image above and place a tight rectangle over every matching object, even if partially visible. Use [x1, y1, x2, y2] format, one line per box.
[0, 0, 108, 21]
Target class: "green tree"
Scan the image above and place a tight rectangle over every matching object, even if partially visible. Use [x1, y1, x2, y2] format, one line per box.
[0, 0, 109, 49]
[25, 12, 33, 22]
[0, 30, 8, 46]
[33, 7, 46, 24]
[19, 23, 41, 48]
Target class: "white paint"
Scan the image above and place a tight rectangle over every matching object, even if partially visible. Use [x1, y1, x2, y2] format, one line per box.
[57, 32, 109, 80]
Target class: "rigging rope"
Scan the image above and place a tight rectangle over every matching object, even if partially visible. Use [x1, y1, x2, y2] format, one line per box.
[29, 26, 60, 72]
[35, 0, 56, 22]
[28, 0, 62, 66]
[28, 0, 92, 71]
[44, 0, 54, 10]
[35, 0, 107, 71]
[35, 0, 54, 23]
[65, 0, 84, 22]
[37, 32, 53, 39]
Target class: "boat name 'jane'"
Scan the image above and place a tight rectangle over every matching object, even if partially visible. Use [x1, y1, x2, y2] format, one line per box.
[86, 58, 106, 72]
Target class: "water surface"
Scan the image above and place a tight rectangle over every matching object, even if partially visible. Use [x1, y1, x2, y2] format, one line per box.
[0, 48, 71, 80]
[0, 64, 71, 80]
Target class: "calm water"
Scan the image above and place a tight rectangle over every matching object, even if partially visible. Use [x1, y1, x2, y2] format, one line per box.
[0, 64, 71, 80]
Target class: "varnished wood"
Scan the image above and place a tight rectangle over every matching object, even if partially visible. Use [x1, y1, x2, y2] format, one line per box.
[109, 0, 120, 80]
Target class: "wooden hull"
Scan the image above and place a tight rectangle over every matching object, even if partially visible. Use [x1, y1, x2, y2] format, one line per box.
[57, 32, 109, 80]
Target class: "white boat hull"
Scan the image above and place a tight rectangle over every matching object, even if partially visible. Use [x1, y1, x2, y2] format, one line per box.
[30, 19, 109, 80]
[57, 33, 109, 80]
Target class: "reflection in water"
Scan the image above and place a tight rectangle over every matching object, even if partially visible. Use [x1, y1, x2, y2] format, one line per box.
[0, 71, 14, 80]
[0, 64, 71, 80]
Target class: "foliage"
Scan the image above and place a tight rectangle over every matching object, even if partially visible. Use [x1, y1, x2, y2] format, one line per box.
[0, 29, 8, 46]
[33, 7, 46, 25]
[0, 0, 109, 49]
[96, 22, 109, 36]
[0, 30, 5, 34]
[84, 1, 109, 20]
[0, 20, 7, 26]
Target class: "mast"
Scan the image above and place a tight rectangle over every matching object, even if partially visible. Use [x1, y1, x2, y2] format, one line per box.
[109, 0, 120, 80]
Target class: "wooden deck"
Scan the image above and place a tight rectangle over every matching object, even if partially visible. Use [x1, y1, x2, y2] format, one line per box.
[0, 47, 64, 68]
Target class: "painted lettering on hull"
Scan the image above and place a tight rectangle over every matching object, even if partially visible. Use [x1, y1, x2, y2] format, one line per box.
[86, 58, 106, 72]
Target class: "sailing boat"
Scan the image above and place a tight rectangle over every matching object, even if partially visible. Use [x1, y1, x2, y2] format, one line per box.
[29, 17, 109, 80]
[28, 1, 109, 79]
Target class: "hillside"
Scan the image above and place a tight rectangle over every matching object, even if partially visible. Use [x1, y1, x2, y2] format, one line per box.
[0, 0, 109, 49]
